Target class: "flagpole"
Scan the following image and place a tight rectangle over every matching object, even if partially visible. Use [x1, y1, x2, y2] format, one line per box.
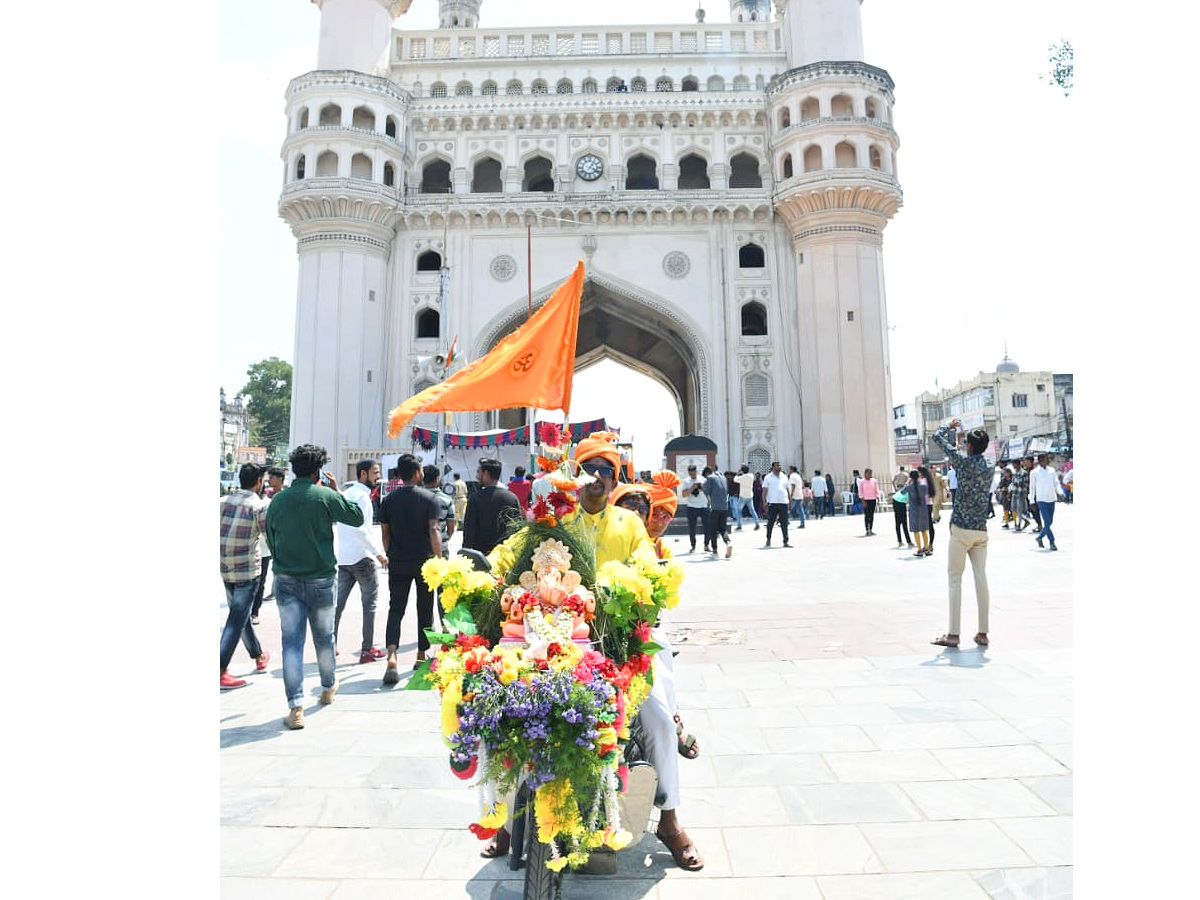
[527, 223, 535, 473]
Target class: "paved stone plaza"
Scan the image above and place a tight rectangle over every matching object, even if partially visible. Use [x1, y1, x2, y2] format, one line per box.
[221, 505, 1072, 899]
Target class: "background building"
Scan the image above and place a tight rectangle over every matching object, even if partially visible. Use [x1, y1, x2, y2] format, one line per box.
[279, 0, 903, 482]
[220, 388, 250, 485]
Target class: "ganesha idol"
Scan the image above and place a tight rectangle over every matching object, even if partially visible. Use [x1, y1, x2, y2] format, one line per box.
[499, 539, 596, 658]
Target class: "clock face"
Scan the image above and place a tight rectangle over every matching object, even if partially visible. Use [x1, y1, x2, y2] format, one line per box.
[576, 153, 603, 181]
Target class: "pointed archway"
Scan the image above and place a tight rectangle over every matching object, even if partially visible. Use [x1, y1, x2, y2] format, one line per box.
[476, 270, 710, 434]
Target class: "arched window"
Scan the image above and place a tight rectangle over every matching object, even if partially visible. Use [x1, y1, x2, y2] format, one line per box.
[416, 249, 442, 272]
[630, 77, 647, 92]
[481, 80, 498, 96]
[456, 81, 473, 97]
[472, 157, 503, 193]
[779, 108, 790, 129]
[350, 152, 372, 180]
[804, 145, 823, 171]
[732, 75, 750, 92]
[677, 153, 710, 189]
[531, 79, 548, 95]
[294, 154, 306, 180]
[865, 97, 878, 119]
[741, 301, 768, 336]
[707, 75, 725, 91]
[385, 116, 398, 137]
[582, 78, 597, 94]
[626, 154, 658, 190]
[420, 159, 452, 193]
[748, 447, 771, 474]
[430, 82, 448, 98]
[298, 108, 309, 130]
[315, 150, 338, 177]
[506, 79, 523, 95]
[523, 156, 554, 192]
[835, 141, 857, 167]
[744, 373, 770, 408]
[416, 308, 441, 339]
[606, 77, 623, 92]
[800, 97, 819, 120]
[739, 243, 765, 268]
[352, 106, 375, 130]
[383, 161, 395, 186]
[655, 77, 673, 92]
[781, 153, 793, 179]
[728, 152, 762, 188]
[869, 145, 883, 171]
[556, 79, 573, 94]
[318, 103, 341, 126]
[831, 93, 853, 117]
[681, 76, 699, 92]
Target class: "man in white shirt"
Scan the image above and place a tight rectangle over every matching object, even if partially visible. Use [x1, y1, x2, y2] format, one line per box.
[787, 465, 807, 528]
[679, 464, 710, 553]
[763, 461, 793, 548]
[810, 470, 828, 520]
[334, 459, 390, 662]
[947, 463, 958, 504]
[731, 465, 759, 530]
[1029, 454, 1062, 551]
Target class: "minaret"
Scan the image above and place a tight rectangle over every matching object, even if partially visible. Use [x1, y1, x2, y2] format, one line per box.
[769, 0, 902, 478]
[438, 1, 482, 28]
[277, 0, 412, 472]
[729, 1, 771, 22]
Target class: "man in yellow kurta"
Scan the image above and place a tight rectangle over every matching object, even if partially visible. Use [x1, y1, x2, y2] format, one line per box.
[482, 434, 704, 871]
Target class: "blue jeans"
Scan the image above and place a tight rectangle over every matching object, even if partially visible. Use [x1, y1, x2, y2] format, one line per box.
[1036, 501, 1056, 545]
[733, 496, 759, 528]
[274, 573, 337, 709]
[790, 498, 807, 526]
[221, 578, 263, 672]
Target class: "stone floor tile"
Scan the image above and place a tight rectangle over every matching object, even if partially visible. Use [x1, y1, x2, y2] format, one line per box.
[827, 685, 927, 705]
[994, 815, 1073, 866]
[251, 754, 381, 788]
[493, 878, 660, 899]
[277, 826, 445, 879]
[1041, 743, 1072, 768]
[700, 724, 770, 756]
[220, 877, 340, 900]
[1020, 776, 1072, 815]
[822, 749, 956, 783]
[1009, 718, 1073, 744]
[899, 778, 1056, 820]
[780, 782, 921, 825]
[892, 700, 998, 723]
[800, 703, 906, 726]
[762, 724, 877, 753]
[817, 871, 992, 899]
[328, 879, 497, 899]
[860, 820, 1033, 871]
[932, 745, 1069, 780]
[682, 785, 790, 827]
[975, 865, 1073, 899]
[709, 752, 838, 787]
[978, 696, 1073, 719]
[958, 720, 1032, 746]
[677, 754, 720, 788]
[861, 722, 979, 750]
[220, 825, 311, 876]
[673, 689, 750, 709]
[721, 824, 882, 876]
[657, 875, 822, 900]
[704, 704, 805, 731]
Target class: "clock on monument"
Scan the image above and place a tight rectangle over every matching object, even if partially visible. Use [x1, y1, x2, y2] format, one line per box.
[575, 153, 603, 181]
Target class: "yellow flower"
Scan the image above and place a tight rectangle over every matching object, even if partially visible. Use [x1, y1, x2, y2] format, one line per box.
[603, 828, 633, 851]
[498, 664, 519, 685]
[440, 678, 462, 744]
[544, 856, 569, 872]
[480, 802, 507, 829]
[421, 556, 450, 590]
[596, 725, 617, 748]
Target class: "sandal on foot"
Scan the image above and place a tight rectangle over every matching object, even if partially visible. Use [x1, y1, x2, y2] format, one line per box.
[479, 827, 510, 859]
[656, 824, 704, 871]
[674, 714, 700, 759]
[974, 633, 989, 646]
[931, 635, 960, 647]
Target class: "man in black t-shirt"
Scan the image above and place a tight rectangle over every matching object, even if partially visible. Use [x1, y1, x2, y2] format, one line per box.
[461, 457, 521, 555]
[377, 453, 443, 682]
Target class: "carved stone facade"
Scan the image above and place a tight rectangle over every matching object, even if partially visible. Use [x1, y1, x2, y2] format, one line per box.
[281, 0, 901, 477]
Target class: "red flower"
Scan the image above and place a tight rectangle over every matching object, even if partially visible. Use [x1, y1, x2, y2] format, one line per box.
[616, 763, 630, 793]
[546, 642, 563, 657]
[468, 823, 498, 840]
[455, 633, 489, 650]
[538, 422, 565, 447]
[633, 620, 652, 643]
[450, 754, 479, 780]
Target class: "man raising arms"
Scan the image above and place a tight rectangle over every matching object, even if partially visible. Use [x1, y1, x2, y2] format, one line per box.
[334, 459, 388, 664]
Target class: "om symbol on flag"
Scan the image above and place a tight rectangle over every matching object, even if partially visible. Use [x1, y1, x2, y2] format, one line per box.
[509, 347, 539, 377]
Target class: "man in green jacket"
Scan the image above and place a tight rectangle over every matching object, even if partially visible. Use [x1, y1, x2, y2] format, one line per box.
[266, 443, 364, 730]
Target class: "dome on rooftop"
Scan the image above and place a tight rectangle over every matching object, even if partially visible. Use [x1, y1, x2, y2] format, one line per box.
[996, 351, 1019, 374]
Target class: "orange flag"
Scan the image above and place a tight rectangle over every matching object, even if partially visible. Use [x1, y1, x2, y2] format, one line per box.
[387, 261, 585, 438]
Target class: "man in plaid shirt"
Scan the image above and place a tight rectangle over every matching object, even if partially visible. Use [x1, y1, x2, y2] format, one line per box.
[220, 463, 271, 688]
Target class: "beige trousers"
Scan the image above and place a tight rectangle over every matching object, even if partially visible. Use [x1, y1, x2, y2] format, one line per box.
[947, 525, 990, 635]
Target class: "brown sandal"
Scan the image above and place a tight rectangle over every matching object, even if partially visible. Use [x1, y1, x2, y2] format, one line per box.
[656, 823, 704, 871]
[931, 634, 960, 647]
[479, 826, 510, 859]
[674, 714, 700, 759]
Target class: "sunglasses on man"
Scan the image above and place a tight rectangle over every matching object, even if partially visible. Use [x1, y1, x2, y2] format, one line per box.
[581, 461, 615, 478]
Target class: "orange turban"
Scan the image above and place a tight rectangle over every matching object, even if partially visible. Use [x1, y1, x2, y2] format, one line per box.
[574, 431, 621, 471]
[609, 482, 651, 510]
[647, 470, 681, 517]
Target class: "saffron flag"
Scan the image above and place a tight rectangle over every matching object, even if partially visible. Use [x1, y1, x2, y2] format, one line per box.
[387, 261, 585, 438]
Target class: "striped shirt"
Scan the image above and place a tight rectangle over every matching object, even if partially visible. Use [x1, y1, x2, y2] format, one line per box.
[220, 489, 268, 582]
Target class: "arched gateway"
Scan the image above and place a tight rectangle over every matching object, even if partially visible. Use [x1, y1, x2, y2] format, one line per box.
[476, 272, 709, 435]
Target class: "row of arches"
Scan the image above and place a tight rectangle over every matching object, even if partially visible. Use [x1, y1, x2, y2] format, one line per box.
[292, 103, 401, 138]
[775, 92, 889, 130]
[414, 109, 767, 134]
[291, 151, 398, 186]
[417, 151, 766, 193]
[776, 140, 892, 178]
[420, 73, 767, 99]
[413, 245, 765, 276]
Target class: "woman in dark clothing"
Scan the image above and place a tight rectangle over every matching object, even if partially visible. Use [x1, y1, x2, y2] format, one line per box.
[752, 472, 765, 518]
[907, 469, 931, 556]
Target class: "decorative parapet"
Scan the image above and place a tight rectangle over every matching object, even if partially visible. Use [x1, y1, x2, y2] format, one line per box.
[773, 168, 902, 228]
[768, 61, 896, 97]
[771, 115, 897, 142]
[287, 70, 413, 106]
[278, 177, 402, 243]
[283, 124, 406, 149]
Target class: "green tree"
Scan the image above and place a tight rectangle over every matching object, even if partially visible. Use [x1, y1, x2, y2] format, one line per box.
[239, 357, 293, 450]
[1043, 39, 1073, 96]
